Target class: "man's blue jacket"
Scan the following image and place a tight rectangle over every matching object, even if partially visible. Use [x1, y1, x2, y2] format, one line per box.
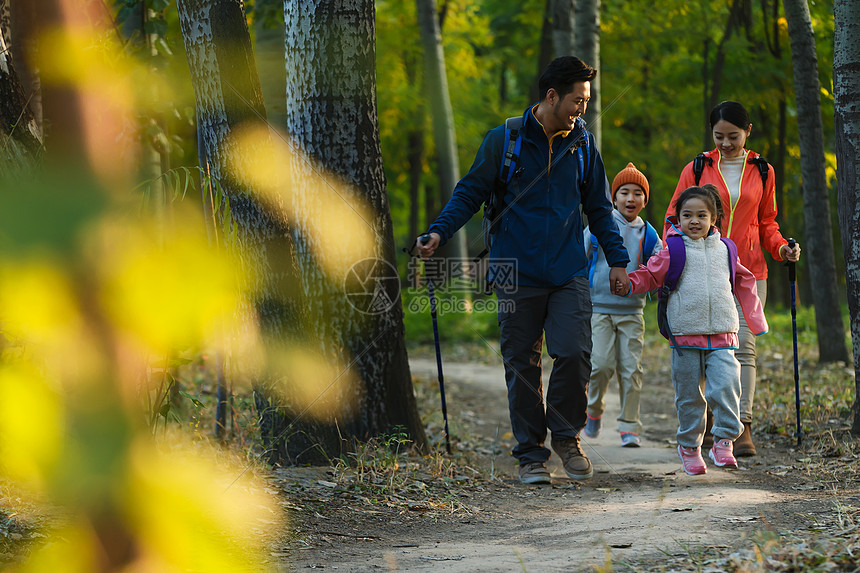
[428, 105, 629, 288]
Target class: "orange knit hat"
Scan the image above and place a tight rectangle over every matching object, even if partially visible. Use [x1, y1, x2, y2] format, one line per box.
[612, 162, 649, 202]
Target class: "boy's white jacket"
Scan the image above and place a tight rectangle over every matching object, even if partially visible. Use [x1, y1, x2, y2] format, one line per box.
[584, 209, 662, 315]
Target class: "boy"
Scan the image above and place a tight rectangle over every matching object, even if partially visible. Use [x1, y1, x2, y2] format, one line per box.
[583, 163, 661, 447]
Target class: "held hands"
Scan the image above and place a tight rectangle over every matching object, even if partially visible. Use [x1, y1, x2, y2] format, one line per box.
[609, 267, 631, 296]
[416, 232, 441, 259]
[780, 241, 801, 263]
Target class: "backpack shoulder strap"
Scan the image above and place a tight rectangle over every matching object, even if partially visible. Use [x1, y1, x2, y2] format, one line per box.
[720, 237, 739, 293]
[577, 130, 592, 186]
[500, 116, 524, 184]
[747, 153, 770, 193]
[692, 152, 713, 186]
[642, 222, 659, 265]
[664, 235, 686, 291]
[587, 233, 599, 288]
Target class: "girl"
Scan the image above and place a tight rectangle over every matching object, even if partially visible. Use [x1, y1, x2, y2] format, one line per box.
[663, 101, 801, 456]
[621, 185, 767, 475]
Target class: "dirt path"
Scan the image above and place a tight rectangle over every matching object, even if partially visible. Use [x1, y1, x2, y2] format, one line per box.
[282, 353, 848, 572]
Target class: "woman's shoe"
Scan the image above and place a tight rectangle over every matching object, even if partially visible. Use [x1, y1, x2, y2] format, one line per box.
[733, 421, 757, 457]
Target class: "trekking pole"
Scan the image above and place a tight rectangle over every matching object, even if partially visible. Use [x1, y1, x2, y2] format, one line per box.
[787, 238, 802, 446]
[415, 234, 452, 454]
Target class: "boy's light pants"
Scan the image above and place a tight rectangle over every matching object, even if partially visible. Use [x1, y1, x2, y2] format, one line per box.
[586, 312, 644, 434]
[671, 347, 743, 448]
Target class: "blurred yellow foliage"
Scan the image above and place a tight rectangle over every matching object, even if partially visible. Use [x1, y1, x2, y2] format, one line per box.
[99, 215, 243, 354]
[0, 260, 81, 346]
[124, 438, 279, 572]
[229, 126, 377, 283]
[268, 344, 359, 420]
[0, 361, 64, 493]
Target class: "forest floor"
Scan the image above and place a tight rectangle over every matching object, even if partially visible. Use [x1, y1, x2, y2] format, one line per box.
[273, 342, 860, 572]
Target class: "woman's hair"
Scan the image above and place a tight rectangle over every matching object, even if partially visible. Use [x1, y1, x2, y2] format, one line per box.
[675, 184, 724, 228]
[709, 100, 751, 131]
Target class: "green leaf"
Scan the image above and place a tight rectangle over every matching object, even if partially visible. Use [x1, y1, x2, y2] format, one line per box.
[179, 391, 205, 409]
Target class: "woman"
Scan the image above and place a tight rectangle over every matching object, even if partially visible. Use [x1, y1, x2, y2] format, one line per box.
[663, 100, 801, 457]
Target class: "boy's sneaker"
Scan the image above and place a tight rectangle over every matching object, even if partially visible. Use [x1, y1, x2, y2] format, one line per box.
[583, 415, 601, 439]
[620, 432, 641, 447]
[552, 438, 593, 480]
[518, 461, 551, 484]
[709, 438, 739, 469]
[678, 445, 707, 475]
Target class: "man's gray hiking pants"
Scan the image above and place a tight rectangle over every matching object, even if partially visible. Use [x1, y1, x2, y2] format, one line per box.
[497, 277, 592, 464]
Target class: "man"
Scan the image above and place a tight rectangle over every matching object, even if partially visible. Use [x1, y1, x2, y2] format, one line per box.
[417, 56, 630, 484]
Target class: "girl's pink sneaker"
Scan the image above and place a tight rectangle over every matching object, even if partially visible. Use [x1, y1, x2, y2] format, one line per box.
[709, 438, 738, 468]
[678, 445, 707, 475]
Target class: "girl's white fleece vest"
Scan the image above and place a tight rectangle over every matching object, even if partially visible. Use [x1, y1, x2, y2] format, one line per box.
[667, 234, 739, 336]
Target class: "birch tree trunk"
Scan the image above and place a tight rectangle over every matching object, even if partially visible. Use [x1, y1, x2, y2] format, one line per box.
[572, 0, 601, 148]
[784, 0, 849, 363]
[415, 0, 468, 262]
[176, 0, 310, 457]
[834, 0, 860, 433]
[284, 0, 427, 458]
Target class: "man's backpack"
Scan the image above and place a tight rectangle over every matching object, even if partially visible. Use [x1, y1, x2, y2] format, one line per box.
[587, 222, 659, 288]
[657, 235, 738, 350]
[479, 115, 592, 259]
[692, 152, 770, 193]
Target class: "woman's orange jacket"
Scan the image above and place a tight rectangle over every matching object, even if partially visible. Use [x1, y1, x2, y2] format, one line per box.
[662, 148, 788, 280]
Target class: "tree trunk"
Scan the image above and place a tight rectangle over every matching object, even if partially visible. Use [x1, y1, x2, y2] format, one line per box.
[550, 0, 574, 58]
[572, 0, 601, 149]
[534, 0, 554, 103]
[415, 0, 468, 262]
[834, 0, 860, 434]
[0, 8, 41, 158]
[784, 0, 849, 363]
[176, 0, 307, 457]
[8, 0, 42, 137]
[284, 0, 427, 460]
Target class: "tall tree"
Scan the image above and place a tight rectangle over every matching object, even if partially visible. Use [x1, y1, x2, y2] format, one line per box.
[284, 0, 427, 460]
[550, 0, 574, 57]
[834, 0, 860, 433]
[572, 0, 601, 148]
[415, 0, 468, 262]
[784, 0, 849, 363]
[176, 0, 310, 457]
[5, 0, 42, 137]
[0, 10, 41, 160]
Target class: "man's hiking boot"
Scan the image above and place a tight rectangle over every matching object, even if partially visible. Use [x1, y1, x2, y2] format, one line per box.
[518, 461, 551, 484]
[583, 415, 601, 439]
[678, 445, 707, 475]
[733, 421, 756, 457]
[620, 432, 641, 447]
[709, 438, 738, 468]
[552, 438, 593, 480]
[702, 409, 714, 450]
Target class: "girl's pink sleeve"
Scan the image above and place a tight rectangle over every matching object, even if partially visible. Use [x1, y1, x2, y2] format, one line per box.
[735, 261, 769, 335]
[625, 248, 670, 296]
